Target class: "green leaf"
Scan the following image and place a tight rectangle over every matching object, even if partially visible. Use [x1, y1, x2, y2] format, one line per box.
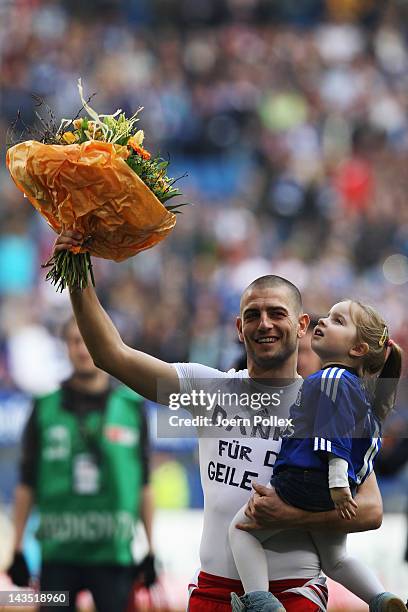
[165, 202, 191, 211]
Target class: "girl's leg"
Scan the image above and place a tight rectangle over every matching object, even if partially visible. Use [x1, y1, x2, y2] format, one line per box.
[310, 530, 384, 602]
[229, 505, 279, 593]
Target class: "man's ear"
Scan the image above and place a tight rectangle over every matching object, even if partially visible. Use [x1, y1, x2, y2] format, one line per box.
[349, 342, 369, 358]
[297, 313, 310, 339]
[236, 316, 244, 343]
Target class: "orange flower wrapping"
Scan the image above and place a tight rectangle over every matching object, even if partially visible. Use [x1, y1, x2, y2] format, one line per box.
[6, 139, 177, 262]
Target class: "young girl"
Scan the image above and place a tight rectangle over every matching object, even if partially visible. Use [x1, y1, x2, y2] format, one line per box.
[229, 300, 406, 612]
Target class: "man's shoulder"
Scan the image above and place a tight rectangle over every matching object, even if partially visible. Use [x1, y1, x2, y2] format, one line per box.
[173, 362, 248, 379]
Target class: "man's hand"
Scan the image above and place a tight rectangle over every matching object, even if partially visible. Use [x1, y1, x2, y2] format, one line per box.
[237, 473, 382, 534]
[330, 487, 358, 520]
[7, 552, 30, 587]
[134, 553, 157, 587]
[236, 483, 305, 531]
[53, 230, 83, 254]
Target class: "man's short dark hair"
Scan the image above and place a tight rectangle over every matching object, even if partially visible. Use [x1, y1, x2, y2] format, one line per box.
[241, 275, 303, 314]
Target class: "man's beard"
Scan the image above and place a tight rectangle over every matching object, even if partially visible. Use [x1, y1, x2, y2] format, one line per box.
[248, 335, 298, 371]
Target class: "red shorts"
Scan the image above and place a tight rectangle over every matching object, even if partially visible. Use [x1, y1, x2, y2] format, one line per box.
[188, 571, 327, 612]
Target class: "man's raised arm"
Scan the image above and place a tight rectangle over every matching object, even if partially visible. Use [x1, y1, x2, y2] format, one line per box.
[238, 471, 382, 534]
[55, 231, 179, 401]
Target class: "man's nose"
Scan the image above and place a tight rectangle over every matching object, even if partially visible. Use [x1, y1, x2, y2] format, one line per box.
[318, 316, 327, 327]
[258, 313, 273, 329]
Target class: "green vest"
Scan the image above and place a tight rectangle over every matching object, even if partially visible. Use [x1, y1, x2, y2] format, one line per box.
[35, 385, 144, 565]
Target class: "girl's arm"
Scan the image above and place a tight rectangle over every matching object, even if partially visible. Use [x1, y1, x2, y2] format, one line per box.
[328, 454, 358, 520]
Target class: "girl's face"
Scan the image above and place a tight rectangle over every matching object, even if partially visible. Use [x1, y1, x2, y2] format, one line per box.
[311, 301, 360, 365]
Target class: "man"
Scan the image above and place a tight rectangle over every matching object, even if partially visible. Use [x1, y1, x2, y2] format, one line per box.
[53, 230, 382, 611]
[7, 318, 155, 612]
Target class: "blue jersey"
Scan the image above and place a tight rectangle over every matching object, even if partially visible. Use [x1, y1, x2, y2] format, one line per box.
[274, 366, 381, 486]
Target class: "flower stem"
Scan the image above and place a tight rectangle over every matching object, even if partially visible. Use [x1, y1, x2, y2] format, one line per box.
[42, 251, 95, 292]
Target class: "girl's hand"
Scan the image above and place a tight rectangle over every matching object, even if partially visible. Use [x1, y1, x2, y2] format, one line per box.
[330, 486, 358, 520]
[53, 230, 83, 253]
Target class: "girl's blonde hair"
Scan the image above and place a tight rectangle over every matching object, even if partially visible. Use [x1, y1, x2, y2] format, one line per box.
[349, 301, 403, 420]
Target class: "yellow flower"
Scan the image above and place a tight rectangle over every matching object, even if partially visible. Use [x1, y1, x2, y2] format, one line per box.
[128, 130, 144, 148]
[62, 132, 78, 144]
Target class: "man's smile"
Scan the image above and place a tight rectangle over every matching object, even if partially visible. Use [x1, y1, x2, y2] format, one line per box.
[254, 336, 280, 344]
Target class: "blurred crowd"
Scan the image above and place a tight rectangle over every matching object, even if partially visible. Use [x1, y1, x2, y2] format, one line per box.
[1, 0, 408, 505]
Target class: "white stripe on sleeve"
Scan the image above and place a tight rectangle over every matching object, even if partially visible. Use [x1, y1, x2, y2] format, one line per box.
[324, 368, 338, 398]
[355, 421, 381, 484]
[320, 368, 330, 392]
[331, 368, 345, 402]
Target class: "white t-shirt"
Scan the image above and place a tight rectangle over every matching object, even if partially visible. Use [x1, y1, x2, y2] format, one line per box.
[173, 362, 322, 581]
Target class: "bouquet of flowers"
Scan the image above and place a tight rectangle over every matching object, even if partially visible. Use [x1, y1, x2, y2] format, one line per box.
[6, 80, 188, 291]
